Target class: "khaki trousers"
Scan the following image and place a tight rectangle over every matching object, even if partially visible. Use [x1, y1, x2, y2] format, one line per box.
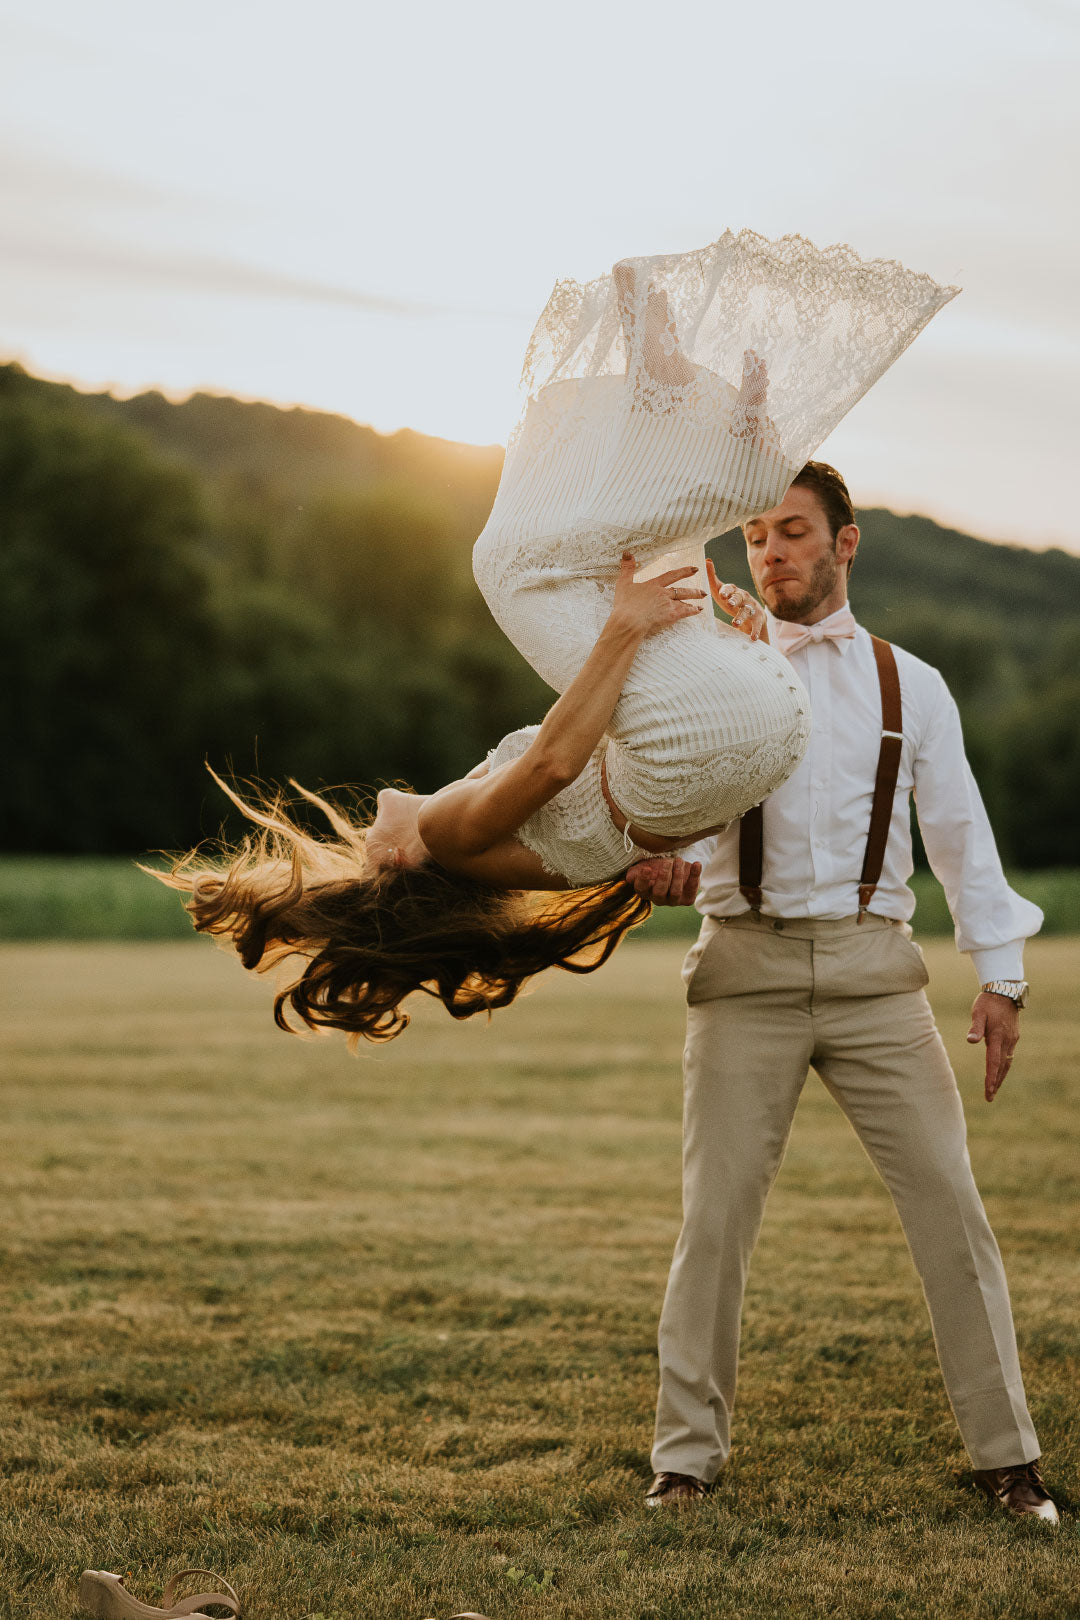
[651, 911, 1039, 1480]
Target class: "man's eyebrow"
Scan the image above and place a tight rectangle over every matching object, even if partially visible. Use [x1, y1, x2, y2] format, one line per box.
[744, 515, 807, 533]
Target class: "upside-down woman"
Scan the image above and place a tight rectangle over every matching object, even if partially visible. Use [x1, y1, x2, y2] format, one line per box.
[153, 232, 956, 1042]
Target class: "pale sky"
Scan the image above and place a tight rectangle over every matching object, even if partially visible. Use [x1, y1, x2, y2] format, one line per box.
[2, 0, 1078, 549]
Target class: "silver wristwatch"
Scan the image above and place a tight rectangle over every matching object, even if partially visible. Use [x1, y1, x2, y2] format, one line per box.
[980, 979, 1029, 1009]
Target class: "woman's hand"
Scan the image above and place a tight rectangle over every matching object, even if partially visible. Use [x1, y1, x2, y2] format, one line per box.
[608, 552, 705, 641]
[707, 560, 767, 641]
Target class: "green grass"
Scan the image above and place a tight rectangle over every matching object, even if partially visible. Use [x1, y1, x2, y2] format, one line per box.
[1, 858, 1078, 941]
[0, 937, 1077, 1618]
[0, 857, 190, 940]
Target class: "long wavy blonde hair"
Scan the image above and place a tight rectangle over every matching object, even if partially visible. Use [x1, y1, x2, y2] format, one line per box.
[147, 774, 651, 1045]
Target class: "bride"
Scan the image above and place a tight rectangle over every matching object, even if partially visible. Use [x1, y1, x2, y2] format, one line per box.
[155, 232, 956, 1042]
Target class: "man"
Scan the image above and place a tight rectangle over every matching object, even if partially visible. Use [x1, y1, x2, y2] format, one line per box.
[627, 462, 1058, 1523]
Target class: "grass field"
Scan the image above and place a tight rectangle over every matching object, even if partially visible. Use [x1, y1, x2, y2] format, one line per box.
[2, 858, 1080, 941]
[1, 937, 1078, 1620]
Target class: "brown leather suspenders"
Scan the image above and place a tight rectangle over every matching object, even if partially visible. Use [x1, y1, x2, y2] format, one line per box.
[859, 637, 904, 916]
[738, 635, 903, 922]
[737, 802, 766, 912]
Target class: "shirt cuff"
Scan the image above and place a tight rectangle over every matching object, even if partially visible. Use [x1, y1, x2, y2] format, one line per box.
[970, 941, 1026, 985]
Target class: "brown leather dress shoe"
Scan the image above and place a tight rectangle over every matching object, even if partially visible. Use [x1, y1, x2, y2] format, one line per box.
[645, 1470, 709, 1507]
[973, 1460, 1059, 1524]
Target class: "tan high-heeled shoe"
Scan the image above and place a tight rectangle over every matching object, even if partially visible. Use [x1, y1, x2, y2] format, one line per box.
[77, 1568, 240, 1620]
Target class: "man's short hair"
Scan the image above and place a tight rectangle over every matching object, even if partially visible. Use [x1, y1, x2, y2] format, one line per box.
[790, 461, 854, 539]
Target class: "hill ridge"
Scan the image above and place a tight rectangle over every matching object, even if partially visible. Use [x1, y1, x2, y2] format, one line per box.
[4, 359, 1078, 590]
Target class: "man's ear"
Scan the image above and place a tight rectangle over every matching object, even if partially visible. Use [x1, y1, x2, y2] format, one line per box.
[836, 523, 859, 572]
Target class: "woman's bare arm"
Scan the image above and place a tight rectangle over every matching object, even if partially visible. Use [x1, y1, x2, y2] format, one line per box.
[418, 554, 704, 861]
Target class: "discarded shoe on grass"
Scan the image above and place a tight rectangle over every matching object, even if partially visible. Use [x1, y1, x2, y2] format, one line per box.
[77, 1568, 241, 1619]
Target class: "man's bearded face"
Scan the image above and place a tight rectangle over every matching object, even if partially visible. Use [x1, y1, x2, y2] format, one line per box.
[743, 487, 845, 623]
[766, 547, 842, 622]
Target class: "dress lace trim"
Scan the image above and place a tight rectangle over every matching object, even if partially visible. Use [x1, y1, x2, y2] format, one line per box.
[514, 229, 958, 474]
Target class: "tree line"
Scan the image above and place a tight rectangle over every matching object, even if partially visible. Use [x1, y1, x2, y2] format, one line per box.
[1, 360, 1076, 865]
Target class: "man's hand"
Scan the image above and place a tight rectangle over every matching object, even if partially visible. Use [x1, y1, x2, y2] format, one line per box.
[967, 991, 1021, 1103]
[625, 856, 702, 907]
[706, 559, 767, 641]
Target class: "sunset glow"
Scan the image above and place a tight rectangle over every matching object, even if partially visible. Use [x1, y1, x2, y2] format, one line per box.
[2, 0, 1078, 547]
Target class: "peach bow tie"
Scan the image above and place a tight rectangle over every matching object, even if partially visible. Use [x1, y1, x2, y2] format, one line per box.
[774, 610, 858, 657]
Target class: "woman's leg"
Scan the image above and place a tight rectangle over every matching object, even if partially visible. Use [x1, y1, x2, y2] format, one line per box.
[473, 261, 789, 694]
[614, 262, 698, 390]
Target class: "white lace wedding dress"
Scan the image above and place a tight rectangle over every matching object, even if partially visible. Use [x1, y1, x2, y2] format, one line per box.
[473, 231, 958, 886]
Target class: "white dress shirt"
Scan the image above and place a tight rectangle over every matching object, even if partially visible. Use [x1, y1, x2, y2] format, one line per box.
[693, 604, 1042, 983]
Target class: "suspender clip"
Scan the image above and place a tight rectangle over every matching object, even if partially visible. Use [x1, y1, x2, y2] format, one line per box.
[739, 883, 763, 916]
